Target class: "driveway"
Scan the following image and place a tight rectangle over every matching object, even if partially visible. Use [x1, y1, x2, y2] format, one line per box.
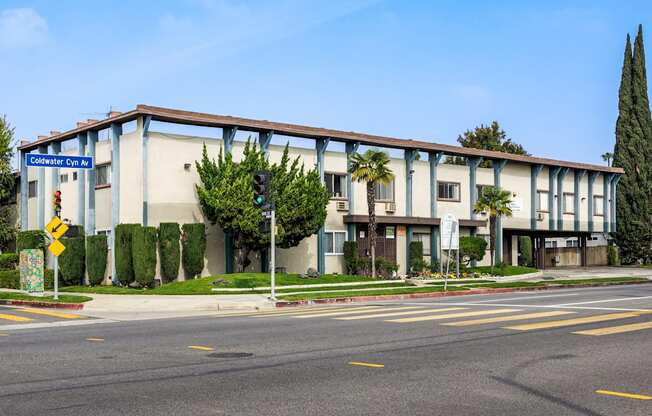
[536, 266, 652, 280]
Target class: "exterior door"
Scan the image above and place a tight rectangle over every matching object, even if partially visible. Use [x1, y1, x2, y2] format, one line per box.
[356, 224, 397, 263]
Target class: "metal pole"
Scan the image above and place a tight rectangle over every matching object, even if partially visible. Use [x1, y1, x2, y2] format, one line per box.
[53, 256, 59, 300]
[270, 209, 276, 300]
[444, 225, 454, 292]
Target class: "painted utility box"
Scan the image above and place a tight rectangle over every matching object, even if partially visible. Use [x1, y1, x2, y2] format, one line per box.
[19, 249, 45, 297]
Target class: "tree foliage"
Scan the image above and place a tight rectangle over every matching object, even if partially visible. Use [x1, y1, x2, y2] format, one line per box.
[473, 186, 513, 269]
[0, 116, 16, 250]
[447, 121, 529, 167]
[196, 139, 329, 271]
[459, 236, 487, 266]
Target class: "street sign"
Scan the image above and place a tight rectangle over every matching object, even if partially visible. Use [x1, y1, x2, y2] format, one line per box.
[25, 153, 94, 169]
[48, 239, 66, 257]
[46, 216, 69, 240]
[441, 213, 459, 250]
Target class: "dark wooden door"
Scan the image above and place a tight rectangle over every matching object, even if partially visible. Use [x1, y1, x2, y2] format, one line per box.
[355, 224, 397, 263]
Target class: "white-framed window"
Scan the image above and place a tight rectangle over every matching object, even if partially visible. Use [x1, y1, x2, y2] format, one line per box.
[537, 190, 549, 212]
[96, 164, 111, 186]
[325, 173, 347, 199]
[566, 239, 579, 248]
[60, 173, 69, 183]
[374, 180, 394, 202]
[413, 232, 431, 256]
[96, 229, 112, 248]
[563, 193, 575, 214]
[438, 181, 460, 201]
[593, 195, 604, 216]
[325, 231, 347, 255]
[73, 172, 78, 181]
[544, 240, 558, 249]
[28, 181, 37, 198]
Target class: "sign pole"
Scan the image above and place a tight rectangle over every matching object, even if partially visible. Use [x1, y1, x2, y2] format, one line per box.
[270, 209, 276, 300]
[444, 225, 453, 292]
[53, 256, 59, 300]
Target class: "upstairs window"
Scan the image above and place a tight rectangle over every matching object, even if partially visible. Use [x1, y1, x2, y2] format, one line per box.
[375, 180, 394, 202]
[60, 173, 69, 183]
[438, 181, 460, 202]
[28, 181, 37, 198]
[96, 164, 111, 187]
[593, 196, 604, 216]
[325, 173, 347, 199]
[537, 190, 549, 212]
[563, 193, 575, 214]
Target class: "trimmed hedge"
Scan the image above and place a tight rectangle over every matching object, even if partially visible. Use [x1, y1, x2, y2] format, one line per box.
[460, 236, 487, 266]
[16, 230, 47, 261]
[115, 224, 139, 285]
[343, 241, 358, 275]
[409, 241, 426, 273]
[158, 223, 180, 283]
[0, 269, 54, 290]
[132, 226, 157, 287]
[0, 253, 19, 270]
[181, 223, 206, 279]
[518, 236, 533, 267]
[58, 236, 86, 286]
[86, 235, 108, 285]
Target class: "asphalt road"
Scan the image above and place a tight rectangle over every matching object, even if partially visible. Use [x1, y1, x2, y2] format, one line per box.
[0, 285, 651, 416]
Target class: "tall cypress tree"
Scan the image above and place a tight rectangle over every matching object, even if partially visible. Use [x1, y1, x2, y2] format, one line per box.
[613, 27, 652, 263]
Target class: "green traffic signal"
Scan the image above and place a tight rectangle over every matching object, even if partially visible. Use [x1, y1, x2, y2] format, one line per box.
[255, 195, 265, 206]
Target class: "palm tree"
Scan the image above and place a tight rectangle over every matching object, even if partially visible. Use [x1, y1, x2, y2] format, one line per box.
[349, 149, 394, 278]
[601, 152, 614, 167]
[473, 186, 513, 271]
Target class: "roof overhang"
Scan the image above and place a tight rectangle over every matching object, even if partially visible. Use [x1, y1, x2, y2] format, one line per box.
[343, 215, 486, 228]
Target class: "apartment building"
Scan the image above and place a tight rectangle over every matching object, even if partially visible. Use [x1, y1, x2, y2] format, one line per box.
[16, 105, 624, 279]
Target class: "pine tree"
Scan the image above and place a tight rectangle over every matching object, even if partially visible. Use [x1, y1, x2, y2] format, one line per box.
[613, 28, 652, 263]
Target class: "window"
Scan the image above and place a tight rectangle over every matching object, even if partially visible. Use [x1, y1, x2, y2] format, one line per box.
[563, 193, 575, 214]
[566, 239, 579, 248]
[544, 240, 558, 249]
[413, 233, 431, 256]
[385, 226, 395, 239]
[375, 180, 394, 201]
[60, 173, 69, 183]
[28, 181, 37, 198]
[476, 184, 490, 198]
[325, 231, 346, 255]
[537, 190, 549, 212]
[96, 164, 111, 187]
[73, 172, 78, 181]
[593, 196, 604, 216]
[438, 181, 460, 201]
[325, 173, 347, 199]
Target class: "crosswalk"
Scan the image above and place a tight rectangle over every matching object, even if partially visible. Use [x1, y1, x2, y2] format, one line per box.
[236, 304, 652, 337]
[0, 306, 88, 325]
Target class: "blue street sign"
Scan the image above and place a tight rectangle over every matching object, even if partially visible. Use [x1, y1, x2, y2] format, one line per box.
[25, 153, 94, 170]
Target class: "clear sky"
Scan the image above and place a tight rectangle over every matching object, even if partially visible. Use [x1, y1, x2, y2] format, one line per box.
[1, 0, 650, 167]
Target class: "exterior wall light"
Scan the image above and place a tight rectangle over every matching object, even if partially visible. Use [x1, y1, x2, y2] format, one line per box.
[184, 163, 191, 171]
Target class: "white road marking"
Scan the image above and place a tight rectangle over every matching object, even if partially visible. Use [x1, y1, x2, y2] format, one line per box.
[551, 295, 652, 307]
[386, 302, 651, 312]
[471, 293, 579, 303]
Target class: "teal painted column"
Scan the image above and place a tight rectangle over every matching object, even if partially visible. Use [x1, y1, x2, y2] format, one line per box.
[19, 149, 28, 230]
[556, 168, 569, 230]
[405, 149, 418, 273]
[345, 142, 360, 240]
[316, 137, 330, 275]
[429, 152, 443, 266]
[603, 173, 613, 233]
[587, 172, 598, 232]
[468, 157, 484, 221]
[530, 164, 543, 230]
[493, 159, 507, 264]
[610, 175, 620, 232]
[141, 116, 152, 226]
[548, 167, 561, 230]
[259, 130, 273, 155]
[406, 225, 413, 272]
[37, 145, 47, 230]
[223, 127, 238, 274]
[77, 133, 87, 227]
[573, 169, 586, 232]
[110, 123, 122, 285]
[87, 131, 97, 236]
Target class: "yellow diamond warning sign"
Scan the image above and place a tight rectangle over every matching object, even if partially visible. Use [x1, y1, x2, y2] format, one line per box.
[48, 239, 66, 257]
[45, 216, 69, 240]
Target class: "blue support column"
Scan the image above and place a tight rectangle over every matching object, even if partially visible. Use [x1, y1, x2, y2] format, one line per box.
[548, 167, 561, 230]
[223, 127, 238, 274]
[87, 131, 97, 236]
[493, 159, 507, 264]
[345, 142, 360, 241]
[223, 127, 237, 155]
[316, 137, 330, 276]
[37, 145, 47, 230]
[19, 149, 28, 231]
[404, 150, 418, 217]
[141, 116, 152, 226]
[556, 167, 569, 230]
[110, 123, 122, 285]
[468, 157, 484, 220]
[429, 152, 443, 266]
[259, 130, 273, 155]
[610, 175, 621, 232]
[530, 164, 543, 230]
[77, 133, 87, 227]
[603, 173, 613, 233]
[573, 169, 586, 232]
[587, 172, 598, 232]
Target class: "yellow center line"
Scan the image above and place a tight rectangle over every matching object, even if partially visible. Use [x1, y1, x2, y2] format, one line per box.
[349, 361, 385, 368]
[86, 338, 104, 342]
[188, 345, 215, 352]
[595, 390, 651, 400]
[17, 308, 83, 320]
[0, 313, 33, 322]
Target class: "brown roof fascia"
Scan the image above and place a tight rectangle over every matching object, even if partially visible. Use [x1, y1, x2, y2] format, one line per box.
[342, 215, 486, 228]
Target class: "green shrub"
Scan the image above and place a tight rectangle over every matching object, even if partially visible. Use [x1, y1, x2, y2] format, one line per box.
[0, 269, 54, 290]
[518, 236, 533, 267]
[65, 225, 84, 238]
[375, 257, 399, 278]
[115, 224, 139, 285]
[182, 223, 206, 279]
[86, 235, 108, 285]
[58, 236, 85, 286]
[608, 245, 620, 266]
[158, 223, 180, 283]
[409, 241, 426, 274]
[16, 230, 47, 261]
[133, 226, 157, 287]
[0, 253, 19, 270]
[343, 241, 359, 274]
[460, 236, 487, 266]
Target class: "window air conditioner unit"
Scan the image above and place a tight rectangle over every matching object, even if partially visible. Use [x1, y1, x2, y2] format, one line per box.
[537, 212, 545, 221]
[385, 202, 396, 213]
[335, 200, 349, 212]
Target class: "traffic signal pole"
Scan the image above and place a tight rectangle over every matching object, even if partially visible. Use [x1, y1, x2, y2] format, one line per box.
[270, 209, 276, 300]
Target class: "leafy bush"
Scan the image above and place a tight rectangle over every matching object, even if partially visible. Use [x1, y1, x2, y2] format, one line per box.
[132, 226, 158, 287]
[343, 241, 359, 274]
[65, 225, 84, 238]
[115, 224, 139, 285]
[608, 245, 620, 266]
[58, 236, 85, 286]
[182, 223, 206, 279]
[518, 236, 533, 267]
[158, 223, 180, 283]
[460, 236, 487, 266]
[409, 241, 427, 274]
[375, 257, 399, 278]
[16, 230, 47, 261]
[86, 235, 108, 285]
[0, 253, 19, 270]
[0, 269, 54, 290]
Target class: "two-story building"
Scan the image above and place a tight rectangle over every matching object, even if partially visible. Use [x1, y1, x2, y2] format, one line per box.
[16, 105, 623, 281]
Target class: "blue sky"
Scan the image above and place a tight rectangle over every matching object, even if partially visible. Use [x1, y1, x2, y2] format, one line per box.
[0, 0, 650, 166]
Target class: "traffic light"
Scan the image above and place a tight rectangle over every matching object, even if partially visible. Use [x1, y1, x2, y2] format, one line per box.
[252, 170, 272, 209]
[53, 190, 62, 217]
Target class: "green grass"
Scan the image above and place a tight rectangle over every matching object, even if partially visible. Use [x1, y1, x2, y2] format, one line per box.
[278, 286, 469, 301]
[0, 292, 92, 303]
[467, 265, 538, 276]
[427, 279, 495, 285]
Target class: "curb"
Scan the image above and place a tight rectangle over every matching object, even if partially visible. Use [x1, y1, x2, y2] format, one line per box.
[0, 299, 85, 310]
[274, 280, 652, 308]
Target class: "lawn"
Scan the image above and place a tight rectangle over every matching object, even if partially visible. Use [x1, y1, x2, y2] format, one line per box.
[0, 292, 92, 303]
[467, 265, 538, 276]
